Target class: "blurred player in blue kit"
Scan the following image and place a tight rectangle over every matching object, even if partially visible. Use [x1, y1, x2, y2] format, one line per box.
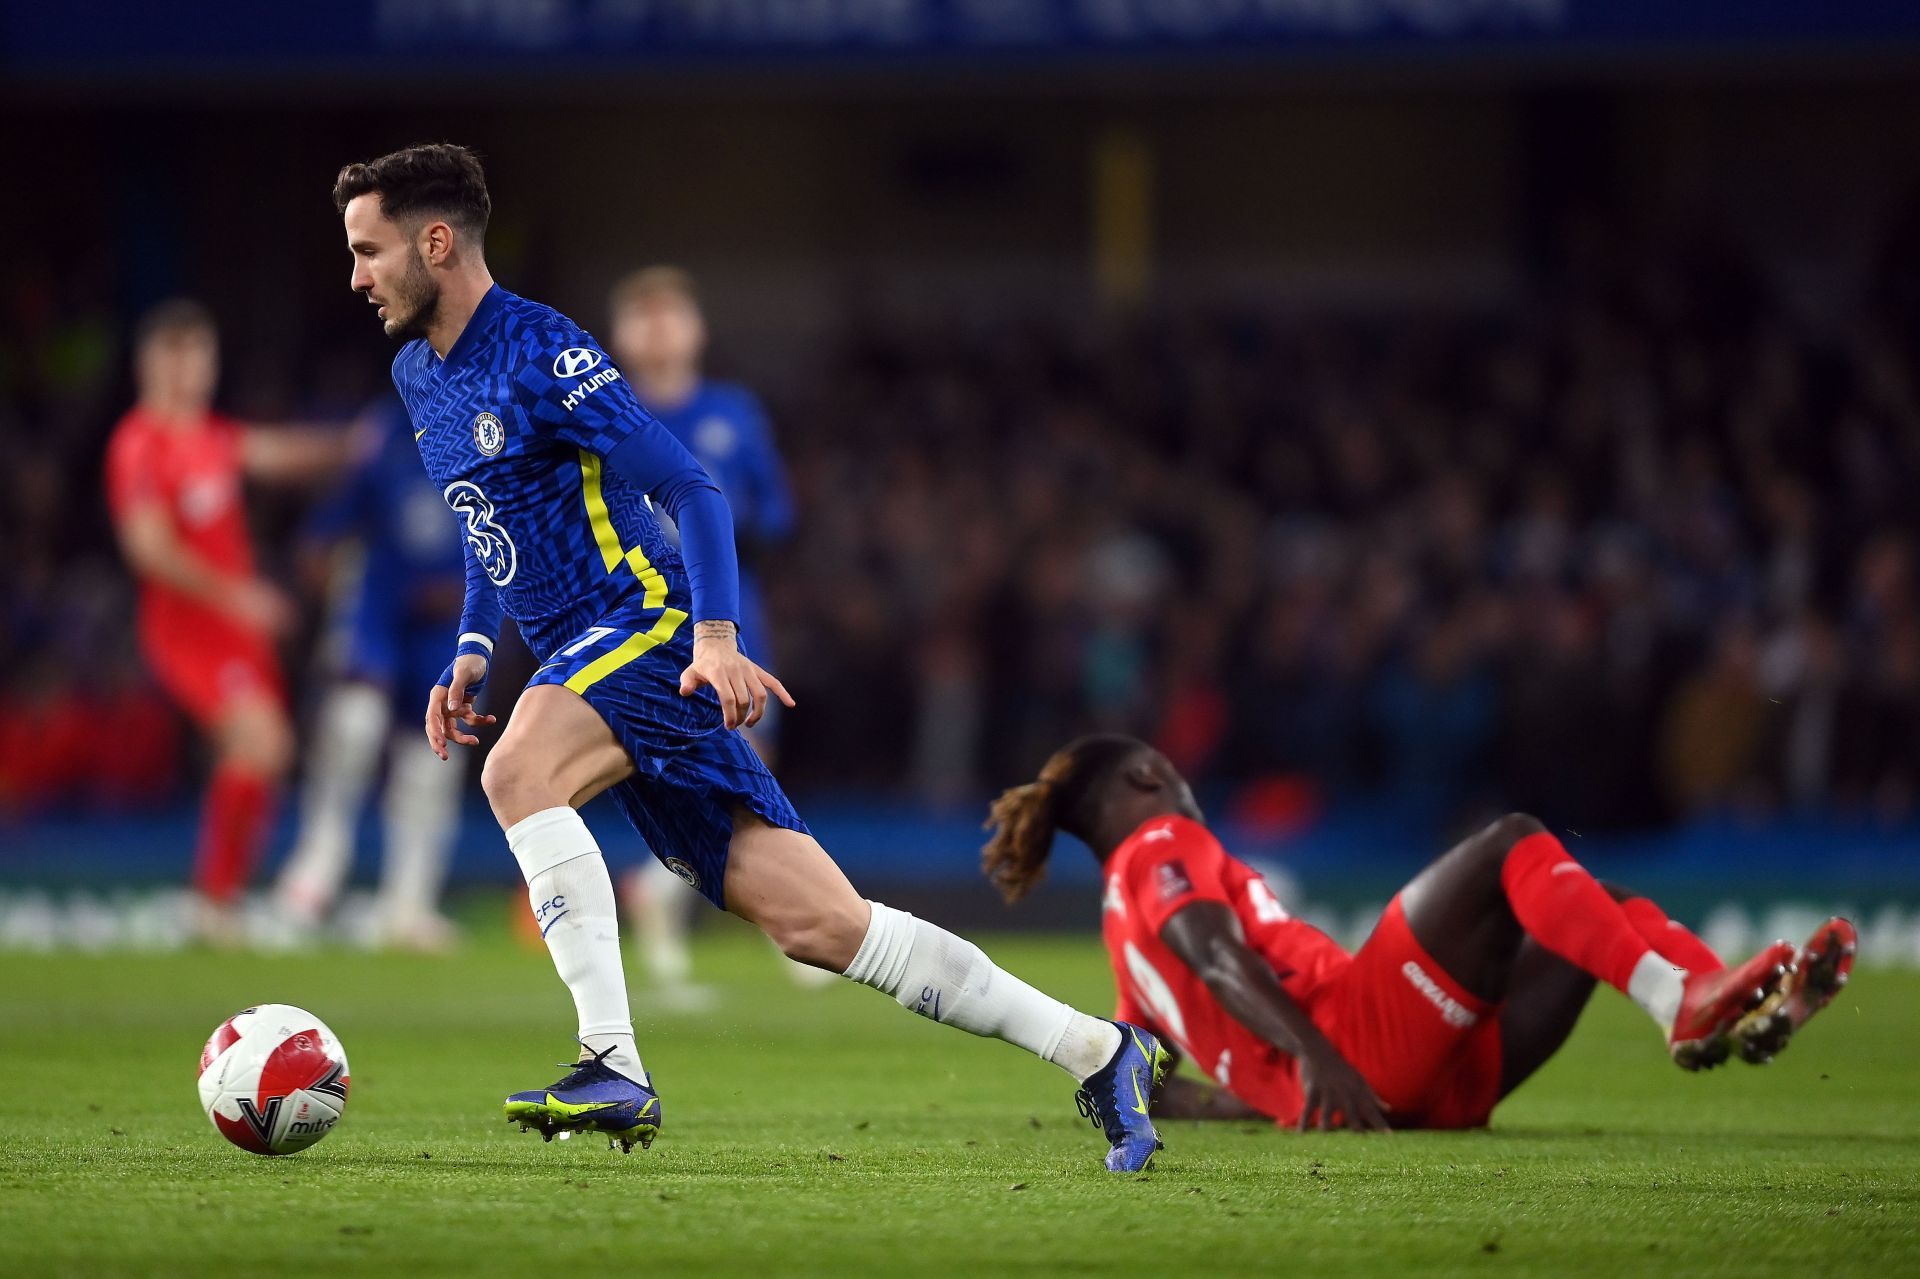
[606, 267, 812, 995]
[273, 397, 468, 950]
[335, 143, 1168, 1170]
[609, 268, 793, 722]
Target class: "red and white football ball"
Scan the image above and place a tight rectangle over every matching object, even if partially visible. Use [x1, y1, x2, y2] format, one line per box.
[197, 1004, 350, 1156]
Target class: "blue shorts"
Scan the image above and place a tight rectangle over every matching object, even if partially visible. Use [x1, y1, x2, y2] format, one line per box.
[526, 596, 808, 910]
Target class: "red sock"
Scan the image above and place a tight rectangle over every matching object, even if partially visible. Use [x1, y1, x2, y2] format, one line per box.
[193, 766, 276, 904]
[1619, 896, 1723, 975]
[1501, 831, 1652, 994]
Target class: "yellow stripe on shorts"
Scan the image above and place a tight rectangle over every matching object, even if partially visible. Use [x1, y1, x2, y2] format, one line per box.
[563, 609, 690, 695]
[578, 450, 669, 608]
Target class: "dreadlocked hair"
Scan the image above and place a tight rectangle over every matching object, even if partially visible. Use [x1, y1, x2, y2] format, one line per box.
[981, 734, 1147, 904]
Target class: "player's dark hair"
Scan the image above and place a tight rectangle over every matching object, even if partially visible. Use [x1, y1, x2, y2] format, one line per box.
[134, 298, 215, 350]
[981, 734, 1145, 904]
[332, 143, 491, 240]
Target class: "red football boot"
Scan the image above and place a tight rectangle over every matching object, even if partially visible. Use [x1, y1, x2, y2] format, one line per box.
[1668, 940, 1796, 1071]
[1734, 917, 1857, 1064]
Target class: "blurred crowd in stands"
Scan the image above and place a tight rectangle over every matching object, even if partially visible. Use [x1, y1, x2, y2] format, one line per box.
[766, 221, 1920, 834]
[5, 219, 1920, 837]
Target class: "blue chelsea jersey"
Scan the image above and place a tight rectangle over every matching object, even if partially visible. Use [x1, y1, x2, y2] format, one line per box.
[391, 285, 688, 659]
[649, 382, 794, 548]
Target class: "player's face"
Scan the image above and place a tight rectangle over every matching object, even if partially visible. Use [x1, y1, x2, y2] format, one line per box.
[611, 292, 705, 373]
[1142, 749, 1204, 822]
[136, 327, 219, 409]
[344, 194, 440, 341]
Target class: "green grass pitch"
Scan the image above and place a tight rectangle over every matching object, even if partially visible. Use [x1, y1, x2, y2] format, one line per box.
[1, 915, 1915, 1277]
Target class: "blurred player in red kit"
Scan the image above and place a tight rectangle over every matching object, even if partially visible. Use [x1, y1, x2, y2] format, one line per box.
[985, 734, 1856, 1131]
[105, 299, 355, 942]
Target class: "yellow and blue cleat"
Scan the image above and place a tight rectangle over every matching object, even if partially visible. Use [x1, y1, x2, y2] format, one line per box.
[1075, 1021, 1170, 1173]
[503, 1045, 661, 1153]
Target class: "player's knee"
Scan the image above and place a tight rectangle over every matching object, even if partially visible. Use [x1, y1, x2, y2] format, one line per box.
[1487, 812, 1546, 852]
[480, 739, 535, 809]
[479, 740, 562, 826]
[766, 921, 827, 968]
[760, 902, 866, 971]
[1457, 812, 1547, 885]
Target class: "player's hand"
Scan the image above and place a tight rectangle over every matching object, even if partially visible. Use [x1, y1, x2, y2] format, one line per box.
[224, 578, 296, 637]
[1295, 1045, 1392, 1133]
[678, 625, 795, 730]
[426, 654, 496, 760]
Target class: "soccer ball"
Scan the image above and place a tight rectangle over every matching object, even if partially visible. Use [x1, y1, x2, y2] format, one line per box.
[197, 1004, 350, 1155]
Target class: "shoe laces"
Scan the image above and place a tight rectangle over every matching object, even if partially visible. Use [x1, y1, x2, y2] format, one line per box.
[1075, 1085, 1124, 1144]
[551, 1042, 619, 1091]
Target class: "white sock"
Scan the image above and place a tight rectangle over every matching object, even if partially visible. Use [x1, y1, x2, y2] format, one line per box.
[275, 684, 388, 919]
[1628, 951, 1689, 1033]
[505, 807, 645, 1083]
[376, 733, 460, 927]
[842, 901, 1122, 1081]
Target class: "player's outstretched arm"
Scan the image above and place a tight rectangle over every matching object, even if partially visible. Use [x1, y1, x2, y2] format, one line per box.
[1160, 903, 1391, 1132]
[599, 433, 795, 730]
[653, 476, 793, 728]
[530, 333, 795, 730]
[240, 420, 374, 483]
[113, 501, 294, 635]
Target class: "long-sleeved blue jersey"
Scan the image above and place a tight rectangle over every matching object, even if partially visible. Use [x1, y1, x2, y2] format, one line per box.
[649, 382, 794, 549]
[391, 285, 739, 675]
[645, 380, 794, 657]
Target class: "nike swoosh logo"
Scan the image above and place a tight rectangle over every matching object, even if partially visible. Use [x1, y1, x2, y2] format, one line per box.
[1125, 1026, 1156, 1115]
[414, 427, 427, 441]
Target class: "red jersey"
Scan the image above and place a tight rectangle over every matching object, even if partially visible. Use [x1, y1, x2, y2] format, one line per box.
[1101, 814, 1350, 1119]
[104, 406, 255, 644]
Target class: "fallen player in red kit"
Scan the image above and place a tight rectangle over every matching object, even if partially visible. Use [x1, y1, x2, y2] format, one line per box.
[984, 734, 1854, 1130]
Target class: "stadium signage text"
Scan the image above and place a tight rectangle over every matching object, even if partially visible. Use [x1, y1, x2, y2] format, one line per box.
[11, 0, 1911, 74]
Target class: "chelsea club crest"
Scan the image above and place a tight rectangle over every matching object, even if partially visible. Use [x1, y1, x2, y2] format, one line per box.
[473, 411, 505, 456]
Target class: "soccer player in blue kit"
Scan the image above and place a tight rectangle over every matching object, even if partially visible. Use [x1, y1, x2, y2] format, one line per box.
[607, 266, 807, 997]
[608, 266, 793, 717]
[275, 395, 469, 949]
[334, 143, 1168, 1171]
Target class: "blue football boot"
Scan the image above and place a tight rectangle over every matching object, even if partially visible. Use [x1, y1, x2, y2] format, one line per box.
[503, 1044, 662, 1153]
[1074, 1021, 1170, 1173]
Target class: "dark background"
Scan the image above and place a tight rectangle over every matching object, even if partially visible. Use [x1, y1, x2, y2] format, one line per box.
[4, 2, 1919, 910]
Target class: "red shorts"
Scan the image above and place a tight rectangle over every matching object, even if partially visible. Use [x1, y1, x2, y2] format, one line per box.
[142, 623, 285, 729]
[1303, 896, 1504, 1129]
